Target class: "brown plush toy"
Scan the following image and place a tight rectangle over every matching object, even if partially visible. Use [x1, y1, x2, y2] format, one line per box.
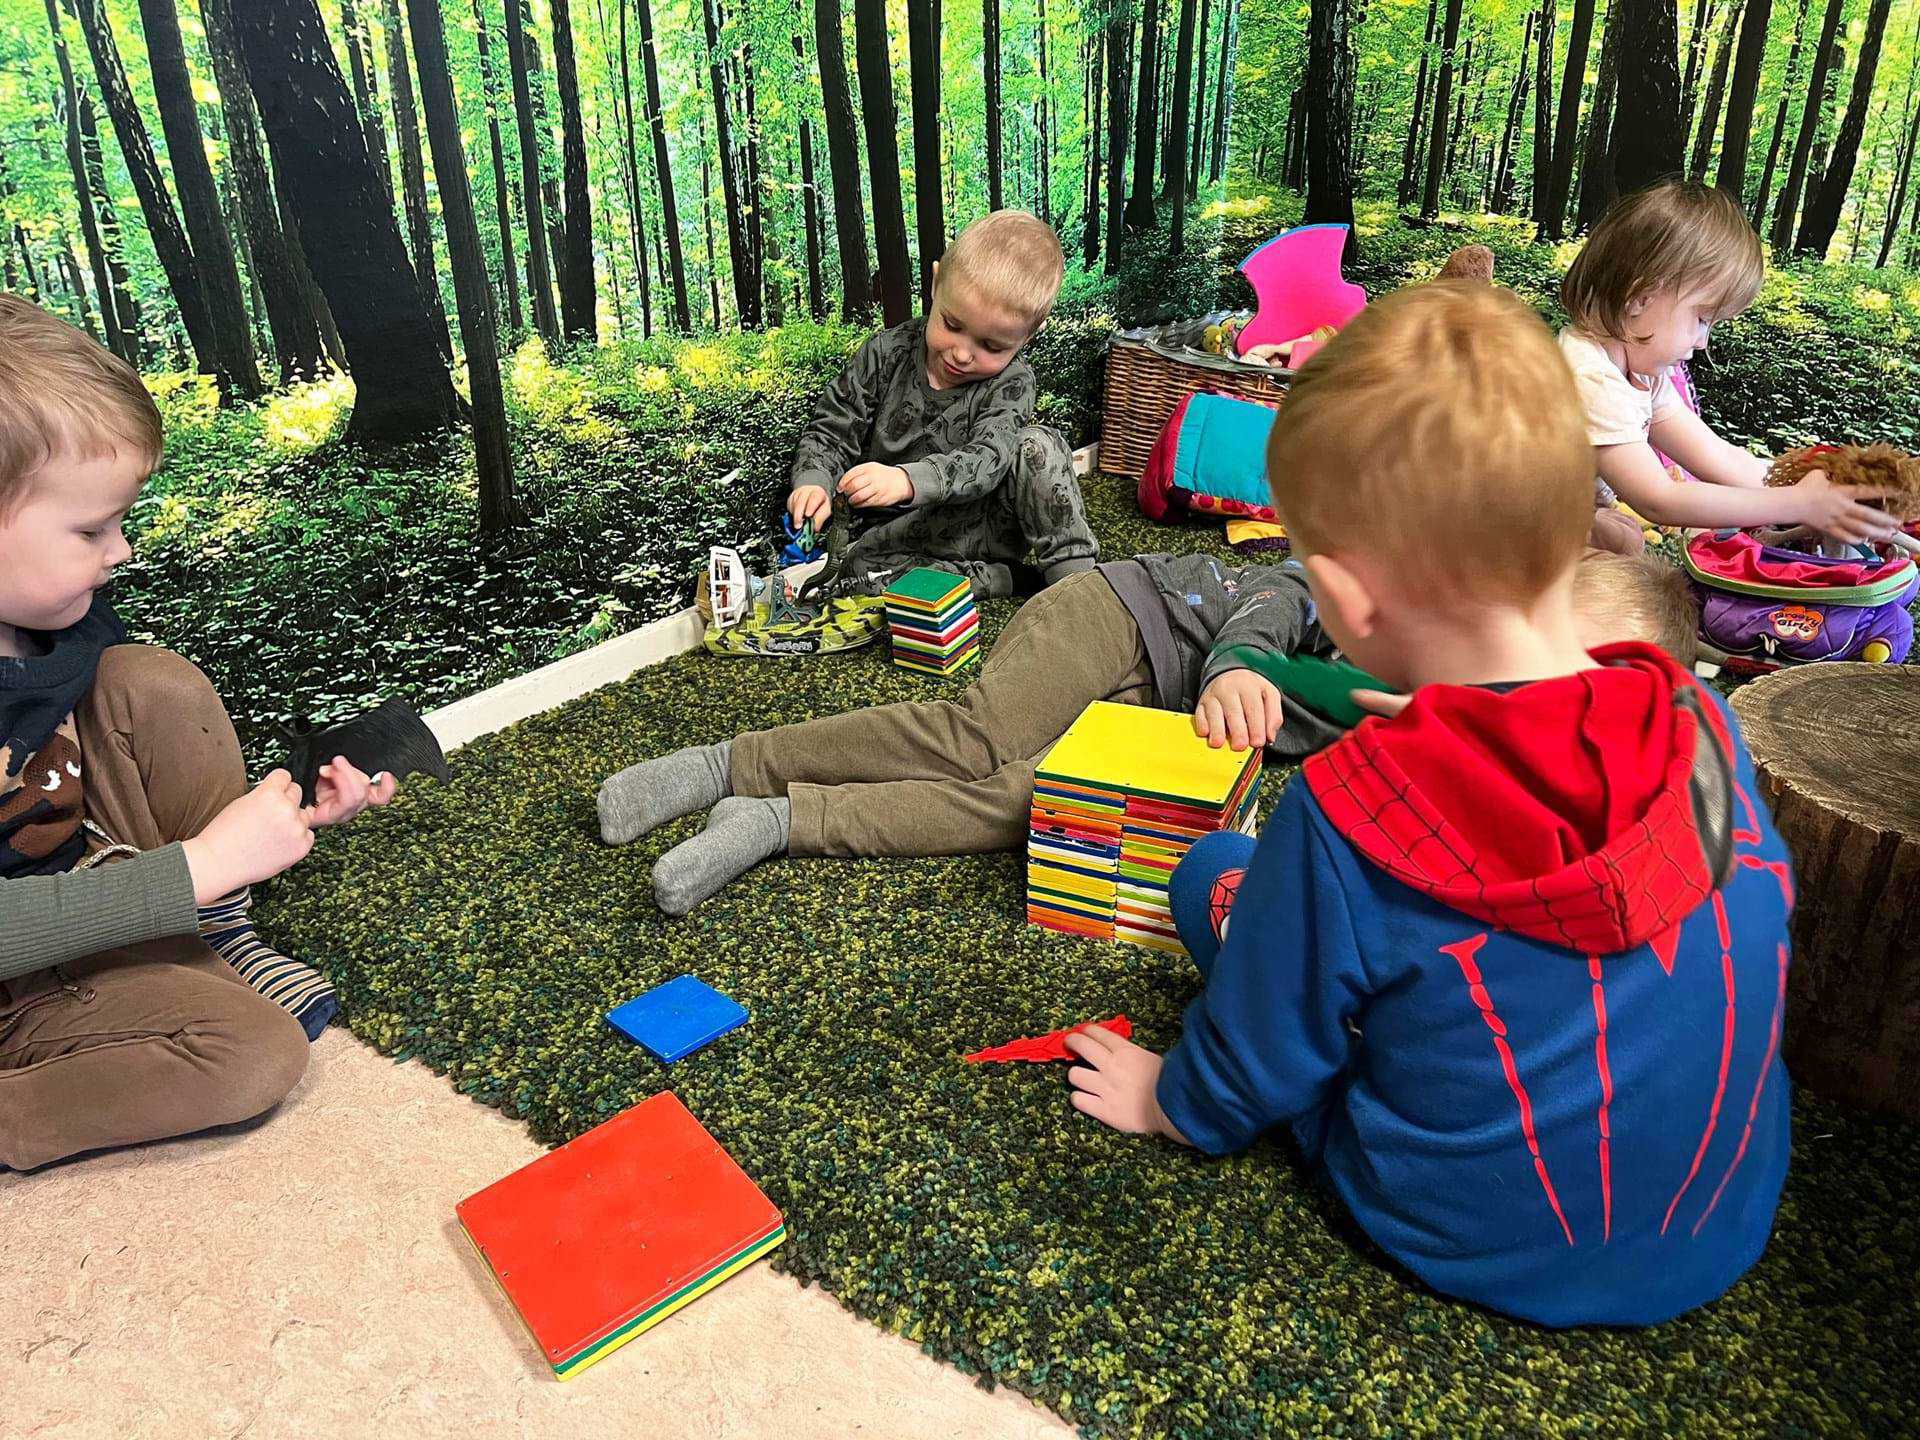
[1436, 244, 1496, 284]
[1768, 443, 1920, 524]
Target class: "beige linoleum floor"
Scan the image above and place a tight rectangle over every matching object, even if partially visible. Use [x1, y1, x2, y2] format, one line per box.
[2, 1027, 1074, 1440]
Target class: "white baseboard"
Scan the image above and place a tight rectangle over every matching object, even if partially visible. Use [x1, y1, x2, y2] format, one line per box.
[424, 604, 705, 752]
[1071, 442, 1099, 476]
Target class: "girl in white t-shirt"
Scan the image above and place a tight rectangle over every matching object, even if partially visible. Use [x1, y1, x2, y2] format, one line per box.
[1558, 180, 1896, 555]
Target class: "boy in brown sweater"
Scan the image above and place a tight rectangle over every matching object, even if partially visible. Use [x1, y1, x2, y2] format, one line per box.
[0, 297, 395, 1171]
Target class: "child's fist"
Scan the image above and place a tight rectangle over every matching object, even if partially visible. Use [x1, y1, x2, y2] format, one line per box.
[1194, 669, 1284, 751]
[182, 769, 315, 904]
[789, 484, 833, 528]
[838, 462, 913, 509]
[308, 755, 399, 828]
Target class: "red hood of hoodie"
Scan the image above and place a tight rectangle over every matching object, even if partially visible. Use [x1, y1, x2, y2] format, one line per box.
[1303, 642, 1728, 954]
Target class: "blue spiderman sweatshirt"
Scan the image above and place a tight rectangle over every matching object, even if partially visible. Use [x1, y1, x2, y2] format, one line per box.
[1155, 643, 1795, 1327]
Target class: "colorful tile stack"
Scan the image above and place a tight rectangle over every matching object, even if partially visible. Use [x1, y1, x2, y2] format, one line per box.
[1026, 702, 1262, 955]
[882, 567, 981, 676]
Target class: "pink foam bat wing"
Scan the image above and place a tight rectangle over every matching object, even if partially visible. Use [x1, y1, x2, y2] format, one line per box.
[964, 1016, 1134, 1064]
[1234, 224, 1367, 358]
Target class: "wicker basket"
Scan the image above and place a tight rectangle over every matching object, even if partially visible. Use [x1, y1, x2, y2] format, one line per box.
[1099, 332, 1291, 480]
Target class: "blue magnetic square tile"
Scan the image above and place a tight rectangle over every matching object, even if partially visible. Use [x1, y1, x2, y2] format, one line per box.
[606, 975, 748, 1063]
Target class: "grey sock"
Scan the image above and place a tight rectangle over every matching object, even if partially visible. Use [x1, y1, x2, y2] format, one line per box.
[597, 740, 733, 845]
[651, 795, 791, 916]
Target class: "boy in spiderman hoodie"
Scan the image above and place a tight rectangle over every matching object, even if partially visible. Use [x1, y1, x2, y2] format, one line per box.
[1063, 281, 1795, 1328]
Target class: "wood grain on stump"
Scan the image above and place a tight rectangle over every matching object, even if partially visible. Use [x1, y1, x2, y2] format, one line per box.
[1731, 663, 1920, 1120]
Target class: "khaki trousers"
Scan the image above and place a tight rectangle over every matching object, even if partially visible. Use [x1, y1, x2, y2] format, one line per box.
[730, 569, 1154, 855]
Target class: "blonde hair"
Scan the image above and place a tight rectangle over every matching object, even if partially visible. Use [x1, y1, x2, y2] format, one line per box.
[936, 210, 1066, 331]
[1561, 180, 1764, 341]
[1266, 281, 1595, 607]
[1572, 550, 1701, 666]
[0, 295, 162, 515]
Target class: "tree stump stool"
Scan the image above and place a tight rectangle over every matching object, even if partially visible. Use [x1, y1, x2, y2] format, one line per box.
[1730, 663, 1920, 1120]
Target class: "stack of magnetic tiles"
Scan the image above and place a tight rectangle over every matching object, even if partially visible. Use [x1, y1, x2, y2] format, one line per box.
[1027, 701, 1262, 954]
[882, 567, 981, 675]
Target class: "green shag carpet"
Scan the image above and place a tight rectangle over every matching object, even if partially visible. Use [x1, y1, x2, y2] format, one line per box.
[260, 475, 1920, 1438]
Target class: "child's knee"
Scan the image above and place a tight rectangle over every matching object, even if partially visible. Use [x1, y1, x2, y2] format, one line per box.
[1015, 424, 1072, 484]
[211, 989, 312, 1121]
[92, 645, 229, 728]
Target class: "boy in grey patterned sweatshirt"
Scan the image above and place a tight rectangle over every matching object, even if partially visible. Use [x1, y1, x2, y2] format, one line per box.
[785, 210, 1099, 599]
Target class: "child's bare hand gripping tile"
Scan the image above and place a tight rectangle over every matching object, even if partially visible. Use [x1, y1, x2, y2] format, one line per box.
[1192, 668, 1285, 751]
[788, 483, 833, 529]
[307, 756, 400, 828]
[1064, 1024, 1191, 1143]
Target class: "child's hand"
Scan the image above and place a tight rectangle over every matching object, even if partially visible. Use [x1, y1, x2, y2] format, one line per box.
[181, 769, 315, 905]
[308, 756, 399, 828]
[838, 462, 913, 508]
[1788, 469, 1899, 545]
[1194, 669, 1284, 750]
[789, 484, 833, 528]
[1064, 1026, 1185, 1141]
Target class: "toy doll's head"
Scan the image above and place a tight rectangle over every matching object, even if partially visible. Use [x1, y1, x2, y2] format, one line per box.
[1263, 281, 1593, 686]
[1561, 180, 1764, 374]
[1769, 443, 1920, 524]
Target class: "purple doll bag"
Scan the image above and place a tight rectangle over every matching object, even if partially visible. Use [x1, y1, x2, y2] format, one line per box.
[1684, 531, 1918, 673]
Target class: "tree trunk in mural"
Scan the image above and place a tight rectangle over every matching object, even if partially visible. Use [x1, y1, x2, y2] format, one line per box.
[704, 0, 761, 327]
[1531, 0, 1554, 220]
[203, 0, 328, 382]
[71, 0, 217, 378]
[1189, 0, 1211, 189]
[135, 0, 263, 398]
[1166, 0, 1197, 251]
[813, 0, 871, 320]
[1610, 0, 1685, 197]
[1398, 0, 1437, 206]
[1771, 0, 1845, 249]
[42, 0, 125, 361]
[1541, 0, 1597, 237]
[472, 0, 524, 333]
[1420, 0, 1463, 218]
[1688, 0, 1741, 180]
[339, 0, 395, 206]
[853, 0, 911, 324]
[635, 0, 690, 330]
[907, 0, 945, 305]
[406, 0, 514, 533]
[503, 0, 561, 342]
[1085, 29, 1104, 262]
[1752, 0, 1815, 226]
[1105, 9, 1134, 268]
[1305, 0, 1357, 259]
[1797, 0, 1895, 255]
[379, 0, 452, 357]
[76, 85, 142, 355]
[984, 0, 1004, 209]
[230, 0, 464, 442]
[1126, 0, 1160, 228]
[1576, 2, 1622, 228]
[1210, 0, 1234, 182]
[791, 28, 826, 320]
[1716, 0, 1773, 200]
[547, 0, 598, 339]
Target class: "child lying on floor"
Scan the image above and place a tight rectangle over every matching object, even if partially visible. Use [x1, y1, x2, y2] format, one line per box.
[1562, 179, 1897, 555]
[778, 210, 1099, 601]
[599, 536, 1698, 917]
[1063, 281, 1794, 1329]
[0, 297, 397, 1173]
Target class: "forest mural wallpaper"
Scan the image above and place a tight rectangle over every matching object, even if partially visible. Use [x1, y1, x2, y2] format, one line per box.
[2, 0, 1919, 1430]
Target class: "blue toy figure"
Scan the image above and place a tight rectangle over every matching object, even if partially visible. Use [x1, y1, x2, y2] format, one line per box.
[779, 514, 818, 567]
